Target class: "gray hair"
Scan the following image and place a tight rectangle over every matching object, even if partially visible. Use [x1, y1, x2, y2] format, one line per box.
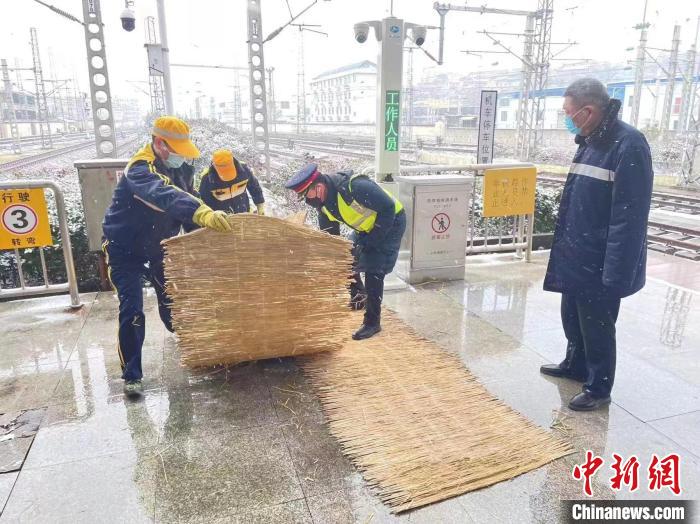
[564, 78, 610, 110]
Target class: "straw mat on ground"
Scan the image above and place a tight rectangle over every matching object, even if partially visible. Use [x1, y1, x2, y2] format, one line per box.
[162, 214, 353, 367]
[302, 313, 573, 513]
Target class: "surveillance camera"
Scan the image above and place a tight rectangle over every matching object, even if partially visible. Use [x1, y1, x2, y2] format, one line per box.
[354, 22, 369, 44]
[120, 8, 136, 32]
[411, 26, 427, 46]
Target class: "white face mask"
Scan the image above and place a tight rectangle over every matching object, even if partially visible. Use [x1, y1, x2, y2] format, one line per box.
[165, 152, 185, 169]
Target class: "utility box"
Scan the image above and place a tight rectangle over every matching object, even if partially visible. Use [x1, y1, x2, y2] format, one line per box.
[397, 174, 473, 284]
[74, 159, 128, 251]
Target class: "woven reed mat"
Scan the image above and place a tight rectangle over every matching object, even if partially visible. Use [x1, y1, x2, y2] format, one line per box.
[302, 313, 573, 513]
[162, 214, 353, 367]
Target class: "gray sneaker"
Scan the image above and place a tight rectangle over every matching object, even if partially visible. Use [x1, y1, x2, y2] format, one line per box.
[123, 380, 144, 398]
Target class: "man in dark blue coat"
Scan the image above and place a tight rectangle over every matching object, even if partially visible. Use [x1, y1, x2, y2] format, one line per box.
[102, 116, 232, 397]
[540, 78, 653, 411]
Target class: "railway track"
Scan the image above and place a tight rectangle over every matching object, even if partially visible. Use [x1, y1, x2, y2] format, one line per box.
[269, 137, 420, 165]
[0, 136, 140, 174]
[269, 142, 700, 260]
[269, 133, 477, 155]
[651, 190, 700, 215]
[271, 136, 700, 216]
[0, 131, 95, 151]
[539, 175, 700, 216]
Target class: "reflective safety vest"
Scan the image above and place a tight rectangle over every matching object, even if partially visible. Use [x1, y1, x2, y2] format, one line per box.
[321, 173, 403, 233]
[210, 179, 249, 201]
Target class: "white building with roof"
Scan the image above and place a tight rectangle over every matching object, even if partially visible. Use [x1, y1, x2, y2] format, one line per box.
[309, 60, 376, 124]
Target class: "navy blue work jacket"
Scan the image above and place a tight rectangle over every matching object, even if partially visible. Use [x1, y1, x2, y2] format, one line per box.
[198, 158, 264, 214]
[544, 100, 653, 298]
[102, 143, 201, 259]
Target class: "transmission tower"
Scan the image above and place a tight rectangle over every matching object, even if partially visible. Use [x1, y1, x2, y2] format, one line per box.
[437, 1, 555, 161]
[525, 0, 553, 158]
[296, 29, 307, 134]
[14, 59, 23, 91]
[630, 0, 649, 128]
[679, 83, 700, 186]
[267, 67, 276, 132]
[678, 17, 699, 134]
[515, 14, 536, 160]
[659, 24, 681, 139]
[145, 16, 166, 115]
[233, 69, 242, 131]
[47, 49, 67, 132]
[30, 27, 53, 148]
[1, 59, 21, 154]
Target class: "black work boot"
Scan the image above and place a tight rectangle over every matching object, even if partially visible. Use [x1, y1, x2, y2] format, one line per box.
[353, 273, 383, 340]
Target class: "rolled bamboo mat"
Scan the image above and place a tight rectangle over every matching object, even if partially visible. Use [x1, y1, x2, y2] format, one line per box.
[302, 313, 573, 513]
[162, 214, 353, 367]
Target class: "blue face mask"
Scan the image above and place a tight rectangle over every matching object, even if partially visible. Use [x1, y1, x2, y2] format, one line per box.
[564, 115, 581, 135]
[564, 106, 588, 135]
[165, 152, 185, 169]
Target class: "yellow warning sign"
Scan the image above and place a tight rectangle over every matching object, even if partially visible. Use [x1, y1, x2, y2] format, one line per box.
[482, 167, 537, 217]
[0, 188, 53, 249]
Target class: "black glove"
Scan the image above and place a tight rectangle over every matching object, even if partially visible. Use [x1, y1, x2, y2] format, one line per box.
[349, 282, 367, 311]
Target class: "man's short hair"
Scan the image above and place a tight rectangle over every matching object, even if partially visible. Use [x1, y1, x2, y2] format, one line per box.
[564, 78, 610, 110]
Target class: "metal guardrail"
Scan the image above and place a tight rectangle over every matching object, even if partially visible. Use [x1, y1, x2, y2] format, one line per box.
[0, 180, 81, 308]
[397, 162, 537, 262]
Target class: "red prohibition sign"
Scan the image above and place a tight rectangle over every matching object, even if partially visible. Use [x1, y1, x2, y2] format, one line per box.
[431, 213, 450, 233]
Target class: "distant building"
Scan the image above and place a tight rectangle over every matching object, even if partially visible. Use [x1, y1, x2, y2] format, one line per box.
[309, 60, 376, 124]
[413, 60, 700, 133]
[495, 77, 700, 132]
[1, 85, 91, 138]
[0, 87, 38, 139]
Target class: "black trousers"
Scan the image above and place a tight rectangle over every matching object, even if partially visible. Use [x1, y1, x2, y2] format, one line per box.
[363, 273, 384, 327]
[560, 294, 621, 398]
[104, 241, 173, 382]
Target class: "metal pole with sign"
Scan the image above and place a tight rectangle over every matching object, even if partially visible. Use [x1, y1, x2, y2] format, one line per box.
[477, 90, 497, 164]
[375, 17, 404, 183]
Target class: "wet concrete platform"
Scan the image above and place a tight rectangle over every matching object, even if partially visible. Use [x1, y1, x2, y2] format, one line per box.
[0, 251, 699, 523]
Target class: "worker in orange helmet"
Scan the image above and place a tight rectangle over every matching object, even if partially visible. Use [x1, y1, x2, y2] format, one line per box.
[198, 149, 266, 216]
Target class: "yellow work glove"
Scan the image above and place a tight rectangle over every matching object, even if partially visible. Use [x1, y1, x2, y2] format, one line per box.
[256, 203, 265, 216]
[192, 205, 232, 232]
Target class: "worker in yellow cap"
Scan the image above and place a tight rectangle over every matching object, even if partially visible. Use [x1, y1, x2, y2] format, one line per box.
[198, 149, 265, 215]
[102, 116, 232, 398]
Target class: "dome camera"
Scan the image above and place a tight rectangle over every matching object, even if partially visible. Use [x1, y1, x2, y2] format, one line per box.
[411, 26, 427, 46]
[354, 22, 369, 43]
[120, 8, 136, 32]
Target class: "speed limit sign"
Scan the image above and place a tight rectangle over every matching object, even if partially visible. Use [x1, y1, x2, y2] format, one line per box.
[0, 189, 53, 249]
